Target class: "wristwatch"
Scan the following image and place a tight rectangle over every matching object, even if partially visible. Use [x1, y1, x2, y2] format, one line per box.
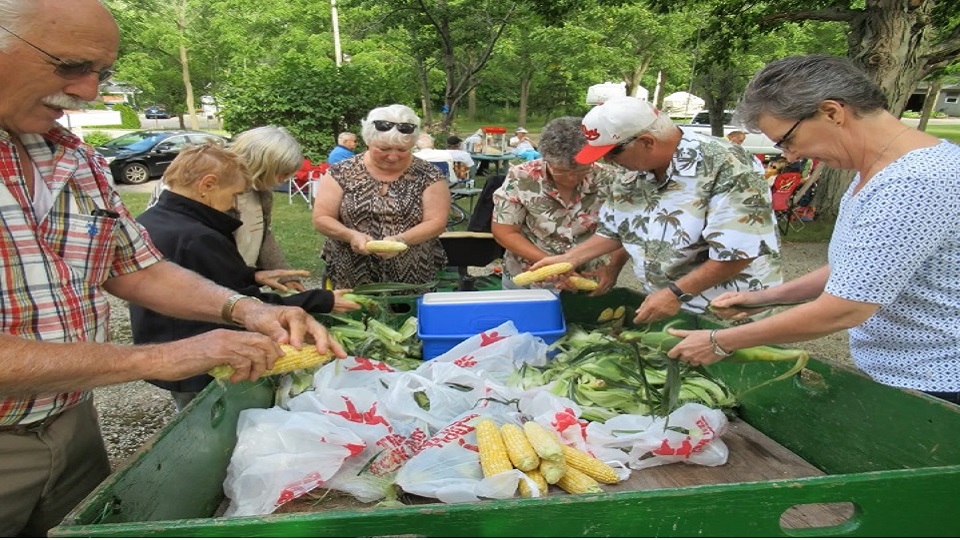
[667, 283, 695, 303]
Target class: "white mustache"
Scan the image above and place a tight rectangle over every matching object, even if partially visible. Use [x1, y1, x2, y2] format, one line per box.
[42, 94, 87, 110]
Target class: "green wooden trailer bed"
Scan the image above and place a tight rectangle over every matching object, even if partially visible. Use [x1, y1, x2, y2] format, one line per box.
[51, 289, 960, 537]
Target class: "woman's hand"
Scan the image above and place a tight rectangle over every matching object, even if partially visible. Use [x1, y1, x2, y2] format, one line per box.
[706, 291, 765, 320]
[255, 269, 311, 292]
[350, 231, 374, 254]
[332, 289, 362, 313]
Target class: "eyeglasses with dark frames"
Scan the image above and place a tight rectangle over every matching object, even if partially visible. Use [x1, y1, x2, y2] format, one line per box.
[372, 120, 417, 134]
[773, 118, 805, 151]
[0, 23, 114, 83]
[606, 136, 637, 158]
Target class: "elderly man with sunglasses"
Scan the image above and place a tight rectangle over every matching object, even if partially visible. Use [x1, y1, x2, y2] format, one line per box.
[530, 96, 782, 324]
[0, 1, 345, 535]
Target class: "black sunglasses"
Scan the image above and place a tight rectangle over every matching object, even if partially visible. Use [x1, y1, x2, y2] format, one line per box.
[607, 136, 637, 158]
[372, 120, 417, 134]
[0, 23, 114, 84]
[774, 118, 805, 151]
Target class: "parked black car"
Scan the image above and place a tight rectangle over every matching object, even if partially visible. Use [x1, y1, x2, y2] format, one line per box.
[96, 130, 228, 185]
[144, 105, 171, 119]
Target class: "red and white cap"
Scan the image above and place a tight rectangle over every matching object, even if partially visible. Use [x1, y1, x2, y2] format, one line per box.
[575, 96, 661, 164]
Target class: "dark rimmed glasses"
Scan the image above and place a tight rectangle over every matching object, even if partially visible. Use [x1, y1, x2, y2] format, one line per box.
[606, 136, 637, 158]
[773, 118, 805, 151]
[372, 120, 417, 134]
[0, 23, 114, 83]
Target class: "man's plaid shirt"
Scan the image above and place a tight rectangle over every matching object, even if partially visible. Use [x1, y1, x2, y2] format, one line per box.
[0, 126, 163, 426]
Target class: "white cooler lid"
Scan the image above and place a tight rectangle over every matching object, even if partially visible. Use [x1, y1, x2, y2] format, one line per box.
[421, 289, 557, 305]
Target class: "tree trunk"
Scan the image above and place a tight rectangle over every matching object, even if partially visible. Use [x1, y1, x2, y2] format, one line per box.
[468, 86, 476, 119]
[847, 0, 936, 117]
[518, 75, 530, 128]
[917, 79, 942, 132]
[811, 168, 856, 221]
[416, 58, 432, 126]
[177, 0, 198, 130]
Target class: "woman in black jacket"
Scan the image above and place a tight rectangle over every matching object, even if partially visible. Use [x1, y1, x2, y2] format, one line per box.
[130, 143, 358, 409]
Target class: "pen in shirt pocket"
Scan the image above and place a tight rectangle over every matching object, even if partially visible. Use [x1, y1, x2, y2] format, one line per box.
[92, 208, 120, 219]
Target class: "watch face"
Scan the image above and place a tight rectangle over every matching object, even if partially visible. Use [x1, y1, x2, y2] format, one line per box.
[679, 293, 694, 302]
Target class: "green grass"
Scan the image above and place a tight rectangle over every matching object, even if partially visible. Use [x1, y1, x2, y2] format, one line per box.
[921, 123, 960, 143]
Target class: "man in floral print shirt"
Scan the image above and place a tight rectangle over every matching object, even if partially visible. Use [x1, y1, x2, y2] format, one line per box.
[531, 97, 781, 323]
[492, 117, 630, 294]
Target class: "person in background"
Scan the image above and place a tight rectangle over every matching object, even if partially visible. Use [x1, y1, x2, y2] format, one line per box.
[726, 130, 766, 175]
[530, 96, 782, 323]
[463, 128, 489, 175]
[413, 133, 456, 184]
[764, 155, 788, 185]
[510, 126, 541, 161]
[447, 135, 474, 182]
[666, 55, 960, 405]
[150, 126, 309, 292]
[492, 116, 629, 294]
[131, 144, 359, 409]
[313, 104, 449, 291]
[0, 1, 342, 535]
[327, 131, 357, 165]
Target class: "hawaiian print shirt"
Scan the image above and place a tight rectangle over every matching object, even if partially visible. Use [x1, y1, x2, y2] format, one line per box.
[0, 126, 163, 425]
[596, 127, 782, 312]
[492, 159, 625, 285]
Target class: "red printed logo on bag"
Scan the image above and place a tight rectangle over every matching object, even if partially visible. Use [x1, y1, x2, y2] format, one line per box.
[552, 407, 588, 440]
[350, 357, 394, 372]
[454, 354, 477, 368]
[478, 330, 507, 346]
[329, 397, 390, 427]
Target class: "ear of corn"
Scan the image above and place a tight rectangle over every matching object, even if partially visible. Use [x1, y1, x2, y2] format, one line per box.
[366, 240, 408, 253]
[539, 457, 567, 484]
[518, 469, 549, 498]
[555, 467, 604, 494]
[208, 344, 334, 380]
[475, 419, 514, 478]
[561, 445, 619, 484]
[500, 423, 540, 471]
[568, 276, 599, 291]
[523, 421, 564, 461]
[513, 262, 574, 286]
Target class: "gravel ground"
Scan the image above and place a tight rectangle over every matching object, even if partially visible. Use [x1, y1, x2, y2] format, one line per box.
[94, 239, 851, 470]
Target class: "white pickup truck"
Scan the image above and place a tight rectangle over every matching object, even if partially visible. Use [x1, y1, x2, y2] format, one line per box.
[679, 111, 781, 157]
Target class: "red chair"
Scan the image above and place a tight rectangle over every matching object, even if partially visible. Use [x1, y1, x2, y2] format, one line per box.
[288, 160, 328, 208]
[770, 172, 804, 235]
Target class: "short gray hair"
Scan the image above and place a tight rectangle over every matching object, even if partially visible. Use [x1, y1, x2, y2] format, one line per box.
[737, 54, 888, 130]
[360, 104, 420, 149]
[0, 0, 37, 51]
[337, 132, 355, 145]
[229, 125, 302, 191]
[538, 117, 586, 168]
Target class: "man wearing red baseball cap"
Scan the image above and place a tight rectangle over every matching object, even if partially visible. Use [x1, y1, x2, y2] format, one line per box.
[533, 96, 782, 324]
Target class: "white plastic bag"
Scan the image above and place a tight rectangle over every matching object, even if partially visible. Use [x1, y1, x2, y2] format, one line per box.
[586, 403, 729, 469]
[223, 407, 365, 517]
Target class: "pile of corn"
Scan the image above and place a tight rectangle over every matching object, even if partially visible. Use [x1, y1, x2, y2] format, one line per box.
[476, 419, 620, 497]
[512, 262, 598, 291]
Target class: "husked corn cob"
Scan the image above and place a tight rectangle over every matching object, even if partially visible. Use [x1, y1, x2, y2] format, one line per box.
[555, 467, 604, 494]
[597, 307, 615, 322]
[561, 445, 619, 484]
[476, 419, 514, 477]
[365, 240, 408, 253]
[518, 469, 549, 498]
[501, 423, 540, 471]
[539, 457, 567, 484]
[512, 262, 574, 286]
[523, 421, 564, 461]
[208, 344, 333, 379]
[568, 276, 599, 291]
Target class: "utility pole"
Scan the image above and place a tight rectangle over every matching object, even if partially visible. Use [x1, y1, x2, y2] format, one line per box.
[331, 0, 343, 67]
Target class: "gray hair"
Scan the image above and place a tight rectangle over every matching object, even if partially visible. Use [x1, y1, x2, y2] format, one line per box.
[415, 133, 434, 149]
[538, 117, 586, 168]
[0, 0, 38, 50]
[337, 132, 355, 145]
[229, 125, 303, 191]
[639, 113, 677, 140]
[737, 54, 888, 130]
[360, 104, 420, 149]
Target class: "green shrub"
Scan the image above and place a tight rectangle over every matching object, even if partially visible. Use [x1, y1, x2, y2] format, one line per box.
[113, 103, 141, 129]
[83, 130, 113, 147]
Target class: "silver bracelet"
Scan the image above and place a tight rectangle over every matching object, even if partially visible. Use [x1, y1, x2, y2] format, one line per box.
[709, 329, 733, 358]
[221, 294, 261, 325]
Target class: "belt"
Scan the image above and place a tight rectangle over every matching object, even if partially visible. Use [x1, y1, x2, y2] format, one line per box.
[0, 411, 64, 435]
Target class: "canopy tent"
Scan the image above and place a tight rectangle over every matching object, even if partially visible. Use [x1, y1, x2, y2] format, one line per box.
[662, 91, 705, 117]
